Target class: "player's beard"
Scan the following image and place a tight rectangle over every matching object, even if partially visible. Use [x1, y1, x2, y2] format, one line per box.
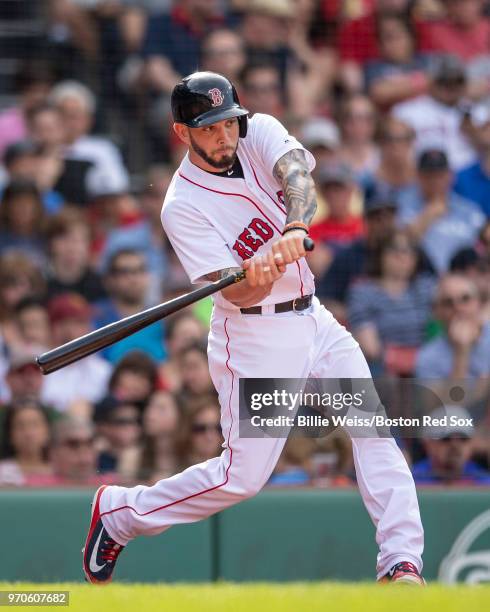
[189, 133, 237, 170]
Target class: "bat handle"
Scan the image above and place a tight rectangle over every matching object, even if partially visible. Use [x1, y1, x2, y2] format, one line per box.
[303, 236, 315, 252]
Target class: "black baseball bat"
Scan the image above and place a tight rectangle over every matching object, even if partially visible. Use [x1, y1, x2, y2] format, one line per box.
[37, 237, 315, 374]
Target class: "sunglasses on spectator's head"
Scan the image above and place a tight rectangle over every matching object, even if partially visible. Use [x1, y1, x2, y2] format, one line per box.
[437, 292, 476, 309]
[192, 423, 221, 434]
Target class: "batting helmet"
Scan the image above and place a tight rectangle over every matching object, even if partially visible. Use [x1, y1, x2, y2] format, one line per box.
[171, 71, 249, 138]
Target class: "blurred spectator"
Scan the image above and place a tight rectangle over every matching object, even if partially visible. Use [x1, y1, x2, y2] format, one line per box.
[1, 139, 65, 214]
[107, 350, 158, 407]
[40, 293, 112, 413]
[101, 165, 172, 303]
[300, 118, 340, 171]
[93, 249, 167, 363]
[200, 28, 246, 83]
[176, 395, 222, 469]
[367, 116, 416, 200]
[45, 207, 106, 303]
[241, 62, 284, 118]
[338, 94, 379, 183]
[94, 396, 142, 482]
[50, 80, 130, 199]
[0, 60, 53, 159]
[421, 0, 490, 97]
[0, 179, 47, 265]
[454, 102, 490, 217]
[268, 438, 315, 487]
[317, 185, 398, 322]
[308, 163, 364, 278]
[347, 230, 435, 375]
[397, 149, 485, 273]
[0, 400, 54, 487]
[13, 298, 51, 352]
[0, 252, 45, 351]
[413, 405, 490, 484]
[365, 13, 431, 109]
[136, 390, 180, 482]
[177, 342, 215, 406]
[393, 55, 476, 170]
[4, 351, 44, 404]
[416, 273, 490, 380]
[160, 312, 207, 391]
[48, 416, 117, 486]
[450, 247, 490, 321]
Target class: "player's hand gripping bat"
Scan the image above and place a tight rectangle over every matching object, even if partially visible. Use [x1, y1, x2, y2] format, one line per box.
[37, 237, 315, 375]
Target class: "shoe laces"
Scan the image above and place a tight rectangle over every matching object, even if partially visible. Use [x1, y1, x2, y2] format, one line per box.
[101, 538, 123, 564]
[391, 561, 419, 576]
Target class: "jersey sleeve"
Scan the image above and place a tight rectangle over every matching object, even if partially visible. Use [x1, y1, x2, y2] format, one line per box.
[247, 113, 316, 174]
[161, 200, 238, 284]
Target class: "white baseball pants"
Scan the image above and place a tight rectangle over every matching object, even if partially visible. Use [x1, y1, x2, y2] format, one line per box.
[99, 298, 423, 578]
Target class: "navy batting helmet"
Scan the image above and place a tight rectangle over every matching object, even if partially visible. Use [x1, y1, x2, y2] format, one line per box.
[171, 71, 249, 138]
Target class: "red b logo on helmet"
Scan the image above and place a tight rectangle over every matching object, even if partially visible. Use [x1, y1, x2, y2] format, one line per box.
[208, 88, 224, 107]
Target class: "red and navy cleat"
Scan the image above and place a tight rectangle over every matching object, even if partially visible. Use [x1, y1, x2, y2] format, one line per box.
[379, 561, 425, 585]
[82, 485, 125, 584]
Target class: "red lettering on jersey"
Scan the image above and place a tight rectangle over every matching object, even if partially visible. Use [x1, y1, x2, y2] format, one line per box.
[238, 228, 263, 251]
[249, 218, 273, 241]
[232, 240, 254, 260]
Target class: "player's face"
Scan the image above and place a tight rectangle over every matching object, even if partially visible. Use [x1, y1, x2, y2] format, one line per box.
[177, 117, 239, 171]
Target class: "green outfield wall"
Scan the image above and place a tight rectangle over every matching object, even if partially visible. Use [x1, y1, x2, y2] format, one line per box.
[1, 488, 490, 583]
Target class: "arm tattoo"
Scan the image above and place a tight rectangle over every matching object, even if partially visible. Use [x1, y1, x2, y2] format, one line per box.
[273, 149, 317, 226]
[205, 267, 242, 282]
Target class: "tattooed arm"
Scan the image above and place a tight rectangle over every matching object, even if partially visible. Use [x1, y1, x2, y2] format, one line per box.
[273, 149, 317, 227]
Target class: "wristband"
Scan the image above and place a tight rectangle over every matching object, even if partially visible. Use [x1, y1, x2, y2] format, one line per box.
[282, 222, 309, 236]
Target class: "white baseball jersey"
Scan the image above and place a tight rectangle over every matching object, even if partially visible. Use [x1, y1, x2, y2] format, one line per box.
[161, 113, 316, 309]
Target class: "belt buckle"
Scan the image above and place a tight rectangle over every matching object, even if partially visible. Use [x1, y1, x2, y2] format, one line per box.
[292, 297, 300, 312]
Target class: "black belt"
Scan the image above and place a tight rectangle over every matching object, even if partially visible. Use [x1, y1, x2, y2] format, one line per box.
[240, 294, 313, 315]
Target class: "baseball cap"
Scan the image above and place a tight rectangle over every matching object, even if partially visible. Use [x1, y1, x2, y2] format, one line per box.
[318, 162, 354, 186]
[363, 183, 397, 216]
[423, 405, 474, 439]
[3, 139, 41, 167]
[48, 293, 92, 324]
[417, 149, 449, 172]
[301, 118, 340, 151]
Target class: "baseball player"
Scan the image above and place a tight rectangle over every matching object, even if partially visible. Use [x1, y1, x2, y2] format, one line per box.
[83, 72, 424, 586]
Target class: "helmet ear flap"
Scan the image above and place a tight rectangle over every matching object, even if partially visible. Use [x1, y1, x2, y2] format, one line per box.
[238, 115, 248, 138]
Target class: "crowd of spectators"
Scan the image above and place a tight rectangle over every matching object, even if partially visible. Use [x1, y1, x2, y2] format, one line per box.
[0, 0, 490, 489]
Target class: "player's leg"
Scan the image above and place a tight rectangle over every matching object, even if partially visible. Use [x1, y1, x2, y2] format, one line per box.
[308, 300, 424, 581]
[84, 308, 317, 582]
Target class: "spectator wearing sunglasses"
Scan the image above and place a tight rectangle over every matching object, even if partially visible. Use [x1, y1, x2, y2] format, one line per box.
[412, 405, 490, 485]
[415, 274, 490, 381]
[176, 396, 223, 470]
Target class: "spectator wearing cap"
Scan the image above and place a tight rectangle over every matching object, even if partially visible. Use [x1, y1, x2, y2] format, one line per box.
[450, 244, 490, 322]
[93, 249, 167, 363]
[338, 94, 379, 184]
[308, 162, 364, 278]
[45, 207, 106, 304]
[454, 103, 490, 217]
[94, 396, 142, 483]
[40, 293, 112, 414]
[0, 399, 54, 487]
[393, 55, 476, 170]
[412, 405, 490, 485]
[416, 273, 490, 381]
[4, 349, 44, 405]
[50, 81, 130, 201]
[301, 117, 340, 171]
[316, 185, 398, 323]
[48, 417, 117, 486]
[0, 179, 47, 266]
[347, 229, 435, 375]
[365, 116, 416, 202]
[365, 13, 432, 109]
[397, 148, 485, 273]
